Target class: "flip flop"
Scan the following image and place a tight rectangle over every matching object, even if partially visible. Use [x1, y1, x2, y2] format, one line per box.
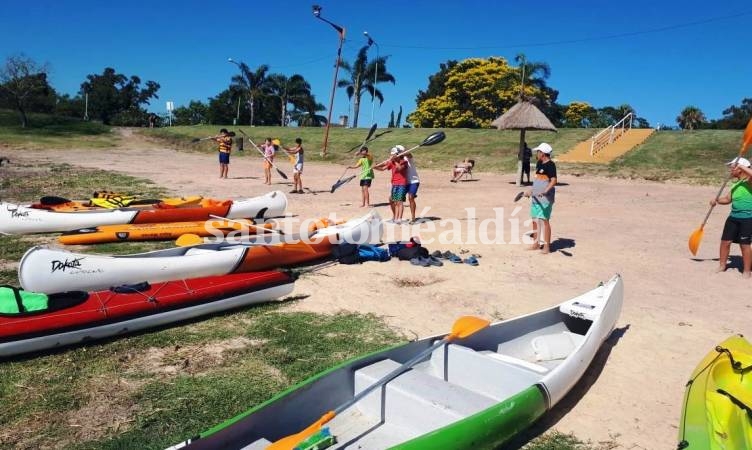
[463, 256, 479, 266]
[430, 250, 443, 259]
[447, 253, 462, 263]
[427, 256, 444, 267]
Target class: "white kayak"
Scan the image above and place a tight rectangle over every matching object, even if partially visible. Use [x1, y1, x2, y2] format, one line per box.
[0, 191, 288, 235]
[19, 211, 383, 293]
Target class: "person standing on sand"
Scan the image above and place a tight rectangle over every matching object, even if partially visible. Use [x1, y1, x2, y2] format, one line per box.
[404, 153, 420, 223]
[284, 138, 304, 194]
[374, 146, 407, 223]
[349, 147, 374, 207]
[260, 138, 275, 185]
[215, 128, 233, 179]
[711, 157, 752, 278]
[520, 142, 532, 186]
[525, 143, 557, 254]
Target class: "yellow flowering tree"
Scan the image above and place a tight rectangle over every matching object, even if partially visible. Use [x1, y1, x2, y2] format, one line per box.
[564, 101, 596, 127]
[407, 56, 557, 128]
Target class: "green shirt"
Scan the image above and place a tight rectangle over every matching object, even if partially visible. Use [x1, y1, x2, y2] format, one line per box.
[730, 179, 752, 219]
[357, 157, 374, 180]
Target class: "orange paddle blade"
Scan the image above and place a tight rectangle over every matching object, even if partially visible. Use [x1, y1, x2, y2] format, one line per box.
[176, 233, 204, 247]
[266, 410, 335, 450]
[742, 118, 752, 154]
[448, 315, 491, 340]
[688, 226, 704, 256]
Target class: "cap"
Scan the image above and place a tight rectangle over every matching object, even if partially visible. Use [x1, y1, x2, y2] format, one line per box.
[390, 147, 400, 155]
[532, 143, 553, 154]
[727, 157, 751, 168]
[272, 138, 281, 146]
[395, 145, 405, 152]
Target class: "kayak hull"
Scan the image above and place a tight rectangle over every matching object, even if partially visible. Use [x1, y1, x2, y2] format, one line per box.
[0, 271, 294, 357]
[170, 275, 623, 450]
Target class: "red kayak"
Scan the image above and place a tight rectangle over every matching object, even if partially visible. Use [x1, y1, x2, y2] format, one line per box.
[0, 271, 295, 357]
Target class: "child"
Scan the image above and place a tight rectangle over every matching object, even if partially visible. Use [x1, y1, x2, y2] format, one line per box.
[348, 146, 374, 207]
[375, 146, 407, 223]
[260, 137, 275, 185]
[215, 128, 233, 179]
[404, 153, 420, 223]
[284, 138, 304, 194]
[451, 158, 474, 182]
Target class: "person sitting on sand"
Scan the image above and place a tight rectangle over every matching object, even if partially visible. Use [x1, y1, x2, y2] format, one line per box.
[451, 158, 474, 182]
[711, 157, 752, 278]
[348, 147, 374, 207]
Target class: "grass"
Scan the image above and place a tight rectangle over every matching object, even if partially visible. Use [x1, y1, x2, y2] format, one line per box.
[0, 109, 114, 149]
[520, 431, 619, 450]
[146, 124, 745, 184]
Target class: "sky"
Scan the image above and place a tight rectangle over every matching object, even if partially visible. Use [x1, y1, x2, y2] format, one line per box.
[1, 0, 750, 129]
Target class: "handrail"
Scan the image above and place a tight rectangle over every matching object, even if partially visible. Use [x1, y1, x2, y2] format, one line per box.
[590, 112, 633, 156]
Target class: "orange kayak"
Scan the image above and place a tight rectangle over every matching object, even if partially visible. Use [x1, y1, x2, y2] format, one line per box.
[58, 219, 274, 245]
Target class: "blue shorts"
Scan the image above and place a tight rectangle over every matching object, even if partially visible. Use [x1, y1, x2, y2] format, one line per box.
[219, 152, 230, 164]
[360, 179, 372, 187]
[391, 185, 407, 202]
[407, 183, 420, 197]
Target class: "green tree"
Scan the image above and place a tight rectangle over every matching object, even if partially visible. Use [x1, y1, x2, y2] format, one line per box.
[0, 54, 53, 127]
[173, 100, 209, 125]
[80, 68, 160, 125]
[715, 98, 752, 129]
[676, 106, 707, 130]
[230, 62, 270, 126]
[289, 95, 327, 127]
[408, 57, 556, 128]
[267, 74, 313, 126]
[415, 60, 458, 105]
[207, 89, 239, 125]
[337, 45, 395, 128]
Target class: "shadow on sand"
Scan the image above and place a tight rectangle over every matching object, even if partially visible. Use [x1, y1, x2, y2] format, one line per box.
[499, 324, 631, 449]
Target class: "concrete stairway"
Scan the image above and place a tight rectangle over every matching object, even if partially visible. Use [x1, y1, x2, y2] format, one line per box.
[557, 128, 655, 163]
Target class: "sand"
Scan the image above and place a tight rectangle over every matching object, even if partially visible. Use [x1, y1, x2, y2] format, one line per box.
[19, 130, 752, 449]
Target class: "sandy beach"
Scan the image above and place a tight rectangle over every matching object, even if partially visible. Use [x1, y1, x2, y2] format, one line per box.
[19, 131, 752, 449]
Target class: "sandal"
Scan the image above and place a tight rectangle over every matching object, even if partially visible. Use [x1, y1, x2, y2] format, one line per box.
[463, 256, 479, 266]
[447, 253, 462, 263]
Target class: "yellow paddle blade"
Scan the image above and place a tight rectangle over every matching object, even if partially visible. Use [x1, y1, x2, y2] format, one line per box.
[162, 196, 203, 207]
[448, 315, 491, 340]
[175, 233, 204, 247]
[272, 138, 281, 146]
[688, 227, 704, 256]
[266, 410, 335, 450]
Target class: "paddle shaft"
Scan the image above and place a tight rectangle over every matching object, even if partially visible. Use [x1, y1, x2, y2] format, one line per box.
[237, 129, 288, 179]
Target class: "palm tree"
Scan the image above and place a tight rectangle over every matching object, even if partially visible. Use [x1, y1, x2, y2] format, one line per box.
[290, 95, 327, 127]
[267, 74, 312, 126]
[677, 106, 706, 130]
[230, 63, 270, 126]
[337, 45, 395, 128]
[514, 53, 551, 96]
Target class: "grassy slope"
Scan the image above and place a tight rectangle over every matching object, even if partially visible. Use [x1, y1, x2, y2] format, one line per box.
[0, 109, 114, 149]
[146, 125, 743, 184]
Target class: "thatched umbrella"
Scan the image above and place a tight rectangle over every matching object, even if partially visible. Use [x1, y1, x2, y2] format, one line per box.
[491, 100, 557, 155]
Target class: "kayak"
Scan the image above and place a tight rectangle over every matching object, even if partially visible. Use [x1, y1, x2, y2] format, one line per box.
[677, 335, 752, 450]
[0, 191, 287, 235]
[19, 211, 383, 293]
[0, 271, 294, 358]
[58, 218, 274, 245]
[31, 194, 204, 211]
[168, 274, 623, 450]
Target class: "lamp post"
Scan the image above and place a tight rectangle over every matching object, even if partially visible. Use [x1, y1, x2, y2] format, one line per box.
[228, 58, 251, 126]
[313, 4, 345, 157]
[363, 31, 379, 126]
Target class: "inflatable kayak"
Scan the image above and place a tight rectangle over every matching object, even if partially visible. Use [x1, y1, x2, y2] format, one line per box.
[19, 211, 382, 293]
[168, 275, 623, 450]
[0, 191, 287, 235]
[0, 271, 295, 358]
[677, 335, 752, 450]
[58, 218, 274, 245]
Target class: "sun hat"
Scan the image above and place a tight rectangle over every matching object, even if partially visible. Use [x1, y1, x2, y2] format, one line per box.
[727, 157, 751, 168]
[532, 143, 553, 154]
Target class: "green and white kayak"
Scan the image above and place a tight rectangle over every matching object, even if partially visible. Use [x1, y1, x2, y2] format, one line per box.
[168, 275, 623, 450]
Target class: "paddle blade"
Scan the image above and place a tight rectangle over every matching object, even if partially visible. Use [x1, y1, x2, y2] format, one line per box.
[331, 175, 356, 193]
[365, 123, 377, 142]
[190, 138, 201, 143]
[742, 118, 752, 154]
[176, 233, 204, 247]
[422, 131, 446, 147]
[447, 315, 490, 340]
[276, 168, 289, 180]
[688, 227, 704, 256]
[267, 411, 335, 450]
[514, 191, 524, 202]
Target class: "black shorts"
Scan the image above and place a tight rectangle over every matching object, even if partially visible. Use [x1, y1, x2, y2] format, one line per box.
[360, 179, 372, 187]
[721, 216, 752, 245]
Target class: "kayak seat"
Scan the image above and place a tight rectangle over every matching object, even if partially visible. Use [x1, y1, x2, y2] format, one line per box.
[531, 331, 585, 362]
[353, 358, 497, 436]
[428, 344, 546, 401]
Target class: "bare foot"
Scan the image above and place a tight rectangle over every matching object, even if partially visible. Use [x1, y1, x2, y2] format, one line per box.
[526, 244, 541, 251]
[540, 245, 551, 254]
[715, 266, 727, 273]
[744, 272, 751, 279]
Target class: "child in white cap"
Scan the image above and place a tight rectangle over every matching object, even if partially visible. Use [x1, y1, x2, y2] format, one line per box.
[711, 157, 752, 277]
[525, 142, 557, 253]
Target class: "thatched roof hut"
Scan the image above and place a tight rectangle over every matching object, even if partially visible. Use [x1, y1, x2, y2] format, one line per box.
[491, 101, 557, 160]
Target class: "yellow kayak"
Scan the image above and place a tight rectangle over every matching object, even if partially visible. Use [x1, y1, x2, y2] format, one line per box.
[678, 335, 752, 449]
[33, 194, 204, 211]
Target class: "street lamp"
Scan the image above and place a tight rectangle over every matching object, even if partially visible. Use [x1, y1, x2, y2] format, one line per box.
[364, 31, 379, 126]
[228, 58, 252, 126]
[312, 4, 345, 157]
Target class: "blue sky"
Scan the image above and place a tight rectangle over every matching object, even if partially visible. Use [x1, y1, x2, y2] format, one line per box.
[1, 1, 750, 128]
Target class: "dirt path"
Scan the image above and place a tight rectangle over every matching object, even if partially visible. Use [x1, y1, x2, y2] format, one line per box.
[20, 130, 750, 449]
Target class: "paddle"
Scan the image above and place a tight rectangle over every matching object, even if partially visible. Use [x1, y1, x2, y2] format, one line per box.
[688, 118, 752, 255]
[331, 124, 378, 193]
[514, 191, 525, 202]
[237, 129, 289, 180]
[191, 132, 235, 143]
[373, 131, 447, 169]
[267, 315, 490, 450]
[347, 125, 389, 152]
